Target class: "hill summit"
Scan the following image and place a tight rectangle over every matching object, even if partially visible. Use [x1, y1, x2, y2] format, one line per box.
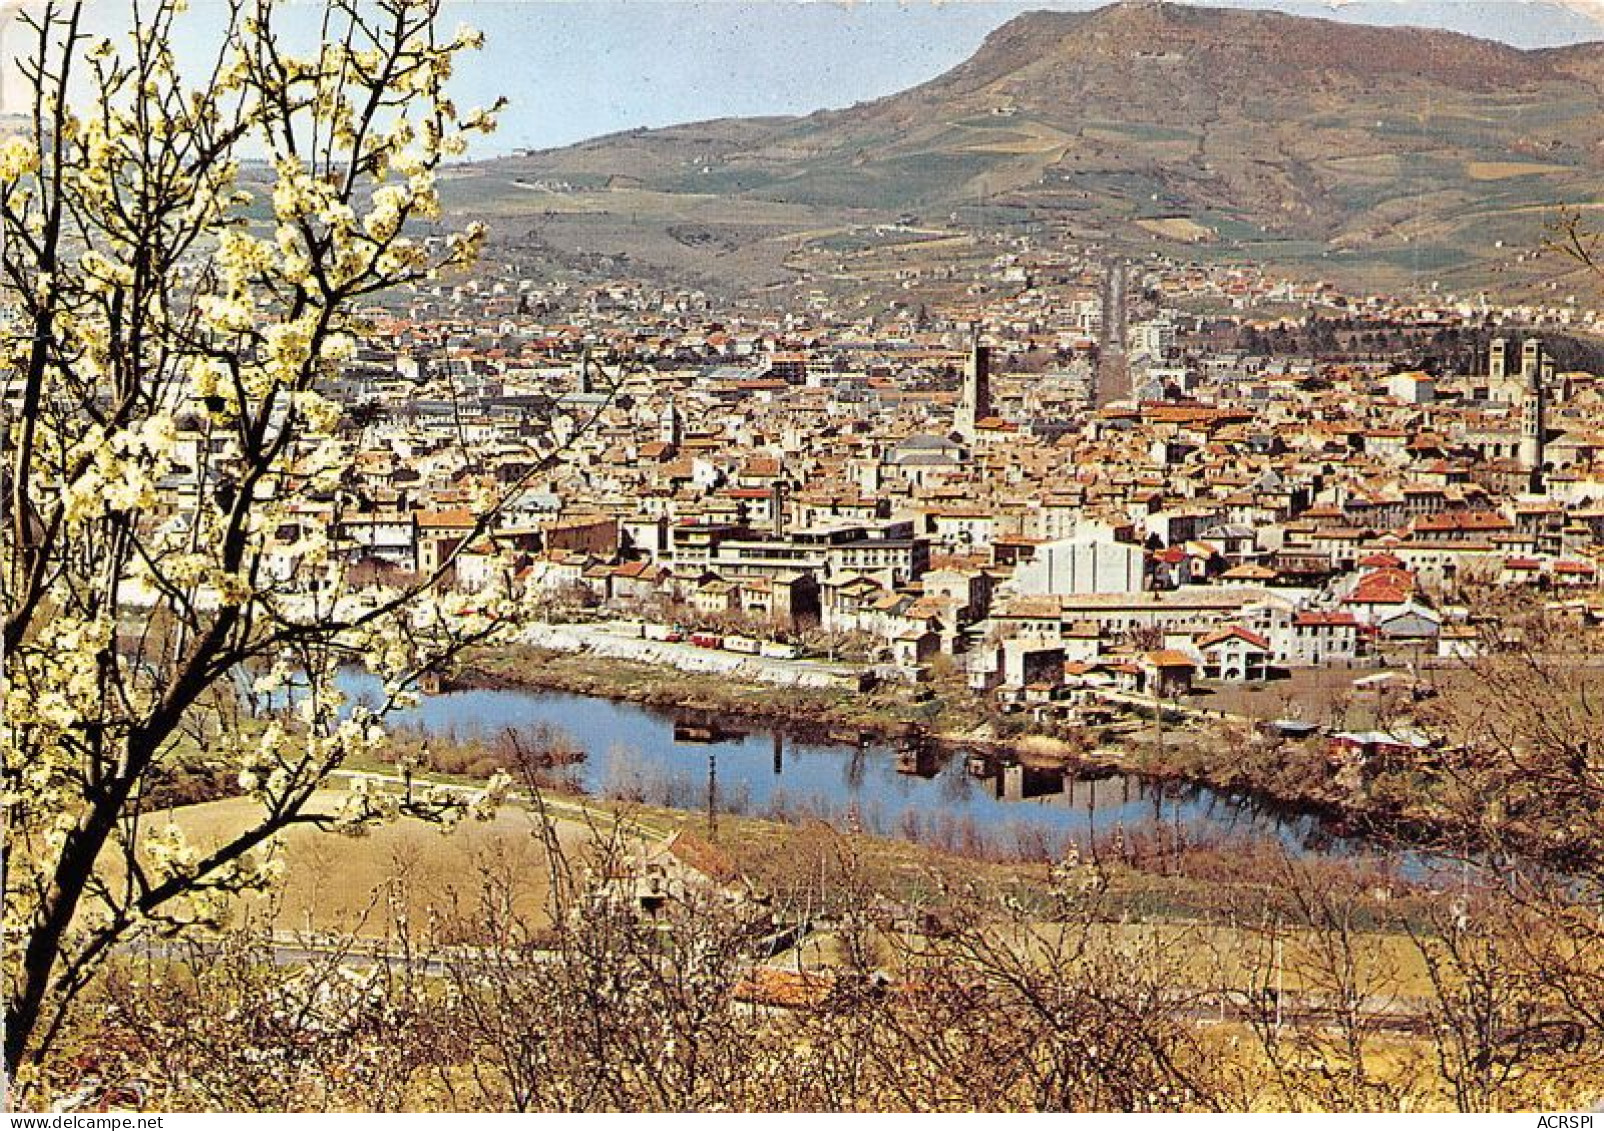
[458, 2, 1604, 295]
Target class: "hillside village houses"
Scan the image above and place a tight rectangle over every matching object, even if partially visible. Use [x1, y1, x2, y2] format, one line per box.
[105, 240, 1604, 710]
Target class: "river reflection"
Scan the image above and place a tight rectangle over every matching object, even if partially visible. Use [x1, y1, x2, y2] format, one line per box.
[342, 671, 1383, 860]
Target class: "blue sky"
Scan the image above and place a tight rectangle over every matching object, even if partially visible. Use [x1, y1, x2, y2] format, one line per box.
[43, 1, 1604, 154]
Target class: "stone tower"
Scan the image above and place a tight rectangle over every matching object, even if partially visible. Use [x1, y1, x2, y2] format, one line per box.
[659, 394, 682, 450]
[1518, 339, 1547, 491]
[955, 336, 991, 442]
[770, 478, 786, 537]
[1521, 338, 1542, 385]
[1488, 337, 1507, 383]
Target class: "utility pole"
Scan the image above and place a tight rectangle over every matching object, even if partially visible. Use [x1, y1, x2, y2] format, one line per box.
[706, 750, 718, 839]
[1152, 674, 1166, 769]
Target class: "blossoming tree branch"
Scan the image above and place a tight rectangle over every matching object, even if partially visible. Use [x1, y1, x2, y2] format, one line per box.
[0, 0, 556, 1075]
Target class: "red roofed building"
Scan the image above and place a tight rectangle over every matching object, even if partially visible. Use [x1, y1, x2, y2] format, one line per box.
[1500, 556, 1543, 585]
[1554, 560, 1599, 587]
[1283, 610, 1366, 667]
[1195, 625, 1272, 682]
[1344, 566, 1418, 620]
[1409, 510, 1514, 542]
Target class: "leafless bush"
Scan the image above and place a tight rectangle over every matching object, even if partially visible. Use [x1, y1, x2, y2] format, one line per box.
[85, 903, 445, 1111]
[1406, 888, 1604, 1111]
[1219, 852, 1421, 1111]
[34, 731, 1604, 1111]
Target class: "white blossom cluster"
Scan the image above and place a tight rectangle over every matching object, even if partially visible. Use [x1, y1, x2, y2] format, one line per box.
[1, 0, 522, 1062]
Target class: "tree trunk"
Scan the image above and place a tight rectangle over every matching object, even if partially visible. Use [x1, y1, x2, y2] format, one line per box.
[5, 792, 123, 1072]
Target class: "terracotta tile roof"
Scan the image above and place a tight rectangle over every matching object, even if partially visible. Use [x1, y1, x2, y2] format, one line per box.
[1196, 626, 1271, 651]
[1294, 611, 1360, 627]
[1348, 581, 1411, 606]
[1145, 649, 1199, 668]
[416, 508, 475, 529]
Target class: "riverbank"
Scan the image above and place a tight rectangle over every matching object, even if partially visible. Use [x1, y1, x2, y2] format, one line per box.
[458, 643, 1458, 858]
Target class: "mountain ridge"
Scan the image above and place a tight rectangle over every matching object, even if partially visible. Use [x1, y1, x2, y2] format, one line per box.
[451, 2, 1604, 297]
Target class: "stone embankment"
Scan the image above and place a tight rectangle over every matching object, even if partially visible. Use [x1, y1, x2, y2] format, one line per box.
[519, 622, 860, 691]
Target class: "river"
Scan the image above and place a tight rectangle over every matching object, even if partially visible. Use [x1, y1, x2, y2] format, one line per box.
[340, 672, 1406, 864]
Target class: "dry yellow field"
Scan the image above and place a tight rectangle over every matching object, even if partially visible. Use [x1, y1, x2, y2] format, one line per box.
[153, 791, 606, 937]
[146, 791, 1440, 998]
[1138, 217, 1216, 243]
[1464, 160, 1569, 181]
